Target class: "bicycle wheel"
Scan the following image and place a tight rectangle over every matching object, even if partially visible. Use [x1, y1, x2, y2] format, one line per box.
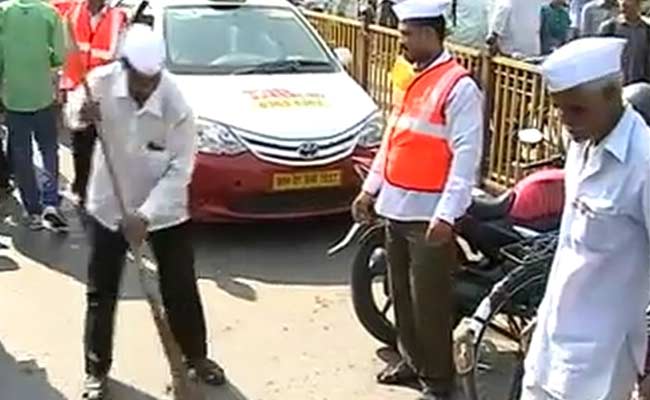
[461, 262, 548, 400]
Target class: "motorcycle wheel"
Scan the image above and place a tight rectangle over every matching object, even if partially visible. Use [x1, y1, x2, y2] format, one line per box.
[462, 263, 548, 400]
[350, 228, 397, 348]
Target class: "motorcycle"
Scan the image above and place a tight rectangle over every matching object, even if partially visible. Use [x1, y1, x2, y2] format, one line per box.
[328, 130, 565, 348]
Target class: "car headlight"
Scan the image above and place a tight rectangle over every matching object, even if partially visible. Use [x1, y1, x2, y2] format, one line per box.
[196, 118, 247, 156]
[357, 112, 385, 148]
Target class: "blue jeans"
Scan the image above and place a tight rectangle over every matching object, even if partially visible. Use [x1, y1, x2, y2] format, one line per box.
[7, 106, 60, 214]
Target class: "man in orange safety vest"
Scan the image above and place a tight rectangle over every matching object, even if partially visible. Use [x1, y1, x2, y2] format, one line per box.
[351, 0, 484, 398]
[61, 0, 127, 207]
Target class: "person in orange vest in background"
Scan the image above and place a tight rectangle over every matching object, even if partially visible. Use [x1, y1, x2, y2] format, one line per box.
[62, 0, 127, 207]
[51, 0, 74, 17]
[390, 53, 415, 108]
[351, 0, 483, 398]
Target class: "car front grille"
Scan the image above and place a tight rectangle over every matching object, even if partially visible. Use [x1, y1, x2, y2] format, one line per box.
[232, 124, 362, 167]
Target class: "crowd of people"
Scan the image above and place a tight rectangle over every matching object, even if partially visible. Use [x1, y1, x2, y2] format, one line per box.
[368, 0, 650, 84]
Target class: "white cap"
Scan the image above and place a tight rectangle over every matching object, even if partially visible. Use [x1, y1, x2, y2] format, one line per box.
[392, 0, 450, 22]
[541, 37, 626, 93]
[120, 23, 166, 76]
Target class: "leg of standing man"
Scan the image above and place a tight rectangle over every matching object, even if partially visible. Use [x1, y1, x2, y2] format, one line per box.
[83, 218, 129, 399]
[33, 105, 68, 232]
[71, 124, 96, 206]
[386, 221, 456, 399]
[148, 222, 226, 385]
[7, 111, 43, 230]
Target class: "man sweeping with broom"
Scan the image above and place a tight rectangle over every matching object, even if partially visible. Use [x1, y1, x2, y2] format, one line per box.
[65, 23, 226, 399]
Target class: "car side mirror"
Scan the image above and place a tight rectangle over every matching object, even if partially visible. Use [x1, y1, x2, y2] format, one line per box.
[334, 47, 353, 68]
[518, 128, 543, 145]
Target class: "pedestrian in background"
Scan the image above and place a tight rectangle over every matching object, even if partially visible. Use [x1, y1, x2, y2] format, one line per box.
[540, 0, 572, 54]
[61, 0, 127, 208]
[352, 0, 483, 397]
[599, 0, 650, 84]
[446, 0, 489, 49]
[570, 0, 592, 37]
[580, 0, 618, 36]
[0, 0, 68, 232]
[522, 37, 650, 400]
[486, 0, 548, 58]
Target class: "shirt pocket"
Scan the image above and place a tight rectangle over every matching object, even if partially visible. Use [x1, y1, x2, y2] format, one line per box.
[142, 148, 171, 182]
[569, 197, 619, 253]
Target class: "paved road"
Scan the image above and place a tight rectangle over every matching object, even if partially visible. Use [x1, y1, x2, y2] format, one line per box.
[0, 145, 420, 400]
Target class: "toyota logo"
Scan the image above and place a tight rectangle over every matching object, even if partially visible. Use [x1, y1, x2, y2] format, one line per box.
[297, 142, 320, 159]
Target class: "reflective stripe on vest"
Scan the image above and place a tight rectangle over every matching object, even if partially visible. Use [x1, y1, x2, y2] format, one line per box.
[384, 58, 470, 193]
[62, 2, 126, 90]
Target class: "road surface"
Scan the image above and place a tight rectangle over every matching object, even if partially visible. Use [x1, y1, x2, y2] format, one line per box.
[0, 144, 418, 400]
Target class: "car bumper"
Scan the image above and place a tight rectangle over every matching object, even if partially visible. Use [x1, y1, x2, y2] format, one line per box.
[189, 151, 371, 222]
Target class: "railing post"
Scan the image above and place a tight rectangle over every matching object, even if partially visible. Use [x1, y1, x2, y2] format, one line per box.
[479, 52, 494, 187]
[359, 10, 372, 90]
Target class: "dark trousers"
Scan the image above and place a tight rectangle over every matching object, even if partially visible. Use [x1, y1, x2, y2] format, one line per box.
[386, 220, 456, 393]
[84, 219, 207, 376]
[7, 106, 60, 214]
[71, 125, 96, 202]
[0, 134, 10, 189]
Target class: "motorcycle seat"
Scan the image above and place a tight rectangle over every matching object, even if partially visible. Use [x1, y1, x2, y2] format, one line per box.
[467, 190, 514, 221]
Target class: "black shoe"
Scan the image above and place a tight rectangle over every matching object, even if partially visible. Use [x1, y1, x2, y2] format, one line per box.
[82, 375, 108, 399]
[186, 358, 226, 386]
[43, 206, 69, 233]
[377, 360, 417, 385]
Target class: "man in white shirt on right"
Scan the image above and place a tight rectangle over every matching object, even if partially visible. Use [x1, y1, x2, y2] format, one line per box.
[521, 37, 650, 400]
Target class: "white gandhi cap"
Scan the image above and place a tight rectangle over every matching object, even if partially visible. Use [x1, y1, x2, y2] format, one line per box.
[120, 23, 166, 76]
[392, 0, 450, 22]
[541, 37, 627, 93]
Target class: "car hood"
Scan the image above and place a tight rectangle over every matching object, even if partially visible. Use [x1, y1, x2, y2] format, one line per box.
[172, 72, 378, 139]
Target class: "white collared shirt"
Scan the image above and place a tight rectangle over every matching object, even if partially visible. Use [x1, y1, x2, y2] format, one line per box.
[489, 0, 549, 57]
[362, 51, 484, 225]
[65, 62, 197, 232]
[523, 106, 650, 399]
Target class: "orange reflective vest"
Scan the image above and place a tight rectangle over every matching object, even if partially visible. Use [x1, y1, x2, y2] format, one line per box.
[51, 0, 74, 17]
[385, 58, 469, 192]
[61, 2, 127, 90]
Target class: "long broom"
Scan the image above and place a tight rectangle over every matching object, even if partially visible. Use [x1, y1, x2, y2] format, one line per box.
[65, 19, 201, 400]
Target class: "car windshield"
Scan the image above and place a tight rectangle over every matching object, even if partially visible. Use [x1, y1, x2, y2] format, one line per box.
[164, 5, 338, 75]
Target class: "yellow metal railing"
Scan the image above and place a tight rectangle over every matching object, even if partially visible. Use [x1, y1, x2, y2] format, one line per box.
[304, 11, 564, 190]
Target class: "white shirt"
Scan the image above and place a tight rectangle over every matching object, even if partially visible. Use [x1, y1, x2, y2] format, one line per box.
[523, 106, 650, 399]
[362, 51, 484, 225]
[65, 62, 197, 232]
[446, 0, 489, 49]
[489, 0, 549, 57]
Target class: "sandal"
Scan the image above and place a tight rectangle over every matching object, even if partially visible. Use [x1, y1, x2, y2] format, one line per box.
[186, 358, 227, 386]
[376, 361, 417, 385]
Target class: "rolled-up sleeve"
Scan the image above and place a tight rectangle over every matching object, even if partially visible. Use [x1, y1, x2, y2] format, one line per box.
[362, 127, 388, 196]
[138, 111, 197, 225]
[432, 77, 484, 225]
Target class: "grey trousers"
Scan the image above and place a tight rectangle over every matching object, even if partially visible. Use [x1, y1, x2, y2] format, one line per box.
[386, 220, 457, 392]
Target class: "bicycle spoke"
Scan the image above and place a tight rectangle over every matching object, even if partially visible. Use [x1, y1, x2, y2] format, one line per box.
[380, 298, 392, 317]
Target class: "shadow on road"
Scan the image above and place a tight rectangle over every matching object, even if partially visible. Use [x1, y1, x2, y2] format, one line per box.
[0, 341, 65, 400]
[0, 190, 355, 304]
[191, 215, 354, 289]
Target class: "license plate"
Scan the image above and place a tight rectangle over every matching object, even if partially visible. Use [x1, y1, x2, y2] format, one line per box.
[272, 170, 342, 191]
